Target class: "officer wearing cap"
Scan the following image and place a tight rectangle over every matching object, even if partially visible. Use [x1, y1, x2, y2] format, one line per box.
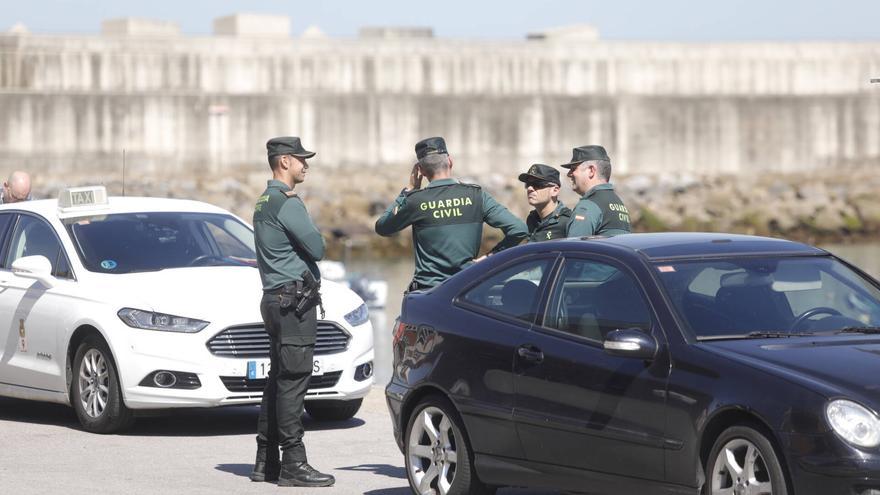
[561, 145, 631, 237]
[375, 137, 528, 290]
[518, 164, 572, 242]
[250, 136, 334, 488]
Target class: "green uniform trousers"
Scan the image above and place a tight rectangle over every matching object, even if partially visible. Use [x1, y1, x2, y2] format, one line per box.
[256, 292, 316, 461]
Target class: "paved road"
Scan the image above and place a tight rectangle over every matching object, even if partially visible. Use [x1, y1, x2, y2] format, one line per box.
[0, 387, 560, 495]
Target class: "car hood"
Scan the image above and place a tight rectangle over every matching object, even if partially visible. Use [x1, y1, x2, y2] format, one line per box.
[83, 266, 363, 325]
[700, 336, 880, 407]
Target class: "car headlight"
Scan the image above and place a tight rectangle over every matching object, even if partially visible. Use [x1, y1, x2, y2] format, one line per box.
[826, 399, 880, 448]
[117, 308, 209, 333]
[344, 303, 369, 327]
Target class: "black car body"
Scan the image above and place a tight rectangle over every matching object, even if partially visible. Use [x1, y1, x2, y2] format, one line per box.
[386, 233, 880, 495]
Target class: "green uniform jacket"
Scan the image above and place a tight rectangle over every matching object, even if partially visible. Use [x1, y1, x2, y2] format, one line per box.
[253, 180, 325, 291]
[375, 178, 528, 287]
[526, 202, 572, 242]
[566, 183, 632, 238]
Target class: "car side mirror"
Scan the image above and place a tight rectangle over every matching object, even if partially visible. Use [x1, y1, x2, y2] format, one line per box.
[12, 255, 56, 288]
[603, 328, 657, 360]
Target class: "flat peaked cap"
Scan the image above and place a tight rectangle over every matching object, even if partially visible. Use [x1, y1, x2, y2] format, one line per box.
[560, 145, 610, 168]
[267, 136, 316, 159]
[518, 163, 561, 186]
[415, 137, 448, 160]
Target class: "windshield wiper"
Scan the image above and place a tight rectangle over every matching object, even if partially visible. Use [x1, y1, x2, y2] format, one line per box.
[836, 326, 880, 334]
[745, 331, 813, 339]
[697, 331, 812, 341]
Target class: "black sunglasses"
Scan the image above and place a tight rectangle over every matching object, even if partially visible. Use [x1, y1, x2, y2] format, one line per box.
[524, 181, 554, 189]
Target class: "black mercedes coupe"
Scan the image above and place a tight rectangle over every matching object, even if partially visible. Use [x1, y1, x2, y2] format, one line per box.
[386, 233, 880, 495]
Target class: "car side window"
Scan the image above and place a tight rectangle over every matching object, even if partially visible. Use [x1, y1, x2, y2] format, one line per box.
[4, 215, 63, 274]
[461, 258, 552, 323]
[544, 258, 651, 341]
[0, 213, 13, 262]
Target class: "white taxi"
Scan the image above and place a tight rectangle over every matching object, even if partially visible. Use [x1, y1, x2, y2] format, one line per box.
[0, 186, 374, 433]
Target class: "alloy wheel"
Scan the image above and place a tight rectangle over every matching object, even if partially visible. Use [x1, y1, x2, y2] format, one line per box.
[711, 437, 774, 495]
[407, 406, 458, 495]
[77, 348, 109, 418]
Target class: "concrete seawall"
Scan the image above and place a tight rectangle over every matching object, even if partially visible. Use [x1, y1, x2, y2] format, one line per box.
[2, 30, 880, 175]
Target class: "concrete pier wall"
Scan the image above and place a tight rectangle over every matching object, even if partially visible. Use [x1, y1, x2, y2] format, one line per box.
[1, 33, 879, 175]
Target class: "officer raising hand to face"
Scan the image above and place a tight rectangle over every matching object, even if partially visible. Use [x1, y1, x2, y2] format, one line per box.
[375, 137, 528, 291]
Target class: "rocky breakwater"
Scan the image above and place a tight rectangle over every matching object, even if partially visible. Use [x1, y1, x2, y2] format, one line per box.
[30, 167, 880, 259]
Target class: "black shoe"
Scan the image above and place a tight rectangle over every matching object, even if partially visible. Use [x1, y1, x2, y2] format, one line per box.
[249, 461, 280, 482]
[278, 462, 335, 487]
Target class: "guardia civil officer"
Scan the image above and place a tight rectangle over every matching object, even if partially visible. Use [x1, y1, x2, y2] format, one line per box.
[250, 136, 334, 488]
[375, 137, 528, 290]
[518, 164, 572, 242]
[561, 145, 632, 237]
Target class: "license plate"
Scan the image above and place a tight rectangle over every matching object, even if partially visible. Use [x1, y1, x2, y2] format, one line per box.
[247, 358, 324, 379]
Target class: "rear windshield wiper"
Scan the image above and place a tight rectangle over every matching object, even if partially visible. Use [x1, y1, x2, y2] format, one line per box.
[836, 326, 880, 334]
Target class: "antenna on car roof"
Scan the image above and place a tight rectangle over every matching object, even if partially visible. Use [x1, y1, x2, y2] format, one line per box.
[122, 149, 126, 197]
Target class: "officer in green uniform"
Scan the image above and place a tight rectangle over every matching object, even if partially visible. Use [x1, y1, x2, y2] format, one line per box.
[375, 137, 528, 290]
[518, 163, 572, 242]
[250, 136, 334, 488]
[561, 145, 632, 237]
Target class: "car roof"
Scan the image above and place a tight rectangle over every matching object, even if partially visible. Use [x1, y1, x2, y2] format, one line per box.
[551, 232, 826, 260]
[0, 196, 233, 221]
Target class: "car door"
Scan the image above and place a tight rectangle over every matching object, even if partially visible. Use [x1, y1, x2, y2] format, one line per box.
[451, 254, 559, 458]
[0, 213, 76, 392]
[512, 254, 671, 481]
[0, 212, 18, 379]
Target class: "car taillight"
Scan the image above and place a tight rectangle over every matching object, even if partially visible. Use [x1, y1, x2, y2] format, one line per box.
[393, 320, 406, 345]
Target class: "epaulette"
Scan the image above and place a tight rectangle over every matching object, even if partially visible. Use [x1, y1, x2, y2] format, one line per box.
[457, 181, 482, 190]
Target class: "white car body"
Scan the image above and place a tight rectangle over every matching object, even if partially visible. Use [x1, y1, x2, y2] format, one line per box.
[0, 194, 373, 424]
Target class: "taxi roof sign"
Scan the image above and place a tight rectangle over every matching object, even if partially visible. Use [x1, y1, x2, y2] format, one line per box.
[58, 186, 109, 212]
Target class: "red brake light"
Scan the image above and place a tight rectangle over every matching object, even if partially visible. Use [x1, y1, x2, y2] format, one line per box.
[393, 320, 406, 345]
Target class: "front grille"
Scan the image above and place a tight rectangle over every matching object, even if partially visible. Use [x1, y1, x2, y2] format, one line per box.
[220, 371, 342, 393]
[206, 322, 350, 358]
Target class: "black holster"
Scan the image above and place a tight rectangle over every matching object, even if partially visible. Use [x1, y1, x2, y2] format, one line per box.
[293, 270, 323, 319]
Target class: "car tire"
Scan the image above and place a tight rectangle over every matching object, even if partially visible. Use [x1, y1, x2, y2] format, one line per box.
[71, 335, 134, 433]
[305, 398, 363, 421]
[404, 395, 495, 495]
[704, 425, 788, 495]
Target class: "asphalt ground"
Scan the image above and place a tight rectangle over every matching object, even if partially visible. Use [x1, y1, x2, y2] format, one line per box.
[0, 386, 560, 495]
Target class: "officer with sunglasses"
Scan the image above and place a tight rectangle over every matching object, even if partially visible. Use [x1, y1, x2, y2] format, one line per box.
[518, 164, 571, 242]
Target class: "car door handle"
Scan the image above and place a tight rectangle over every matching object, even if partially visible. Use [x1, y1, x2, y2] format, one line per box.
[517, 345, 544, 363]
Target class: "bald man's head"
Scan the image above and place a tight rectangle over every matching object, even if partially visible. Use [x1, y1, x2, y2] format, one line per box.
[3, 171, 32, 203]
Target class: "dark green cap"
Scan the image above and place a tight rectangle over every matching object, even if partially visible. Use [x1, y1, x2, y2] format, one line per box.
[415, 137, 448, 160]
[267, 136, 316, 159]
[560, 145, 610, 168]
[518, 164, 560, 186]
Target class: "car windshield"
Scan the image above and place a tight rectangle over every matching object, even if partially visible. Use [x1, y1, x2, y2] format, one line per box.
[654, 256, 880, 340]
[64, 212, 257, 274]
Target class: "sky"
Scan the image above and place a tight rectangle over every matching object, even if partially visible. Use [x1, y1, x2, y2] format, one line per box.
[1, 0, 879, 41]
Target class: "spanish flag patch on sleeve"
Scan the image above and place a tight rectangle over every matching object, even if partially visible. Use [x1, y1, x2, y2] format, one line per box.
[575, 215, 586, 221]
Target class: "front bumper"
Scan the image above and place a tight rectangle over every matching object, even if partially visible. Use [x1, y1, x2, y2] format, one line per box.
[115, 320, 374, 409]
[784, 433, 880, 495]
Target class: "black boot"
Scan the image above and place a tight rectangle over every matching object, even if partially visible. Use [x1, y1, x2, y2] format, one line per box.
[278, 461, 335, 487]
[249, 445, 280, 482]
